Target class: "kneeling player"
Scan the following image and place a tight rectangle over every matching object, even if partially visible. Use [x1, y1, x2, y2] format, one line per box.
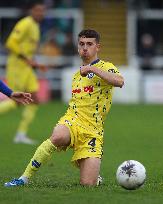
[5, 29, 124, 187]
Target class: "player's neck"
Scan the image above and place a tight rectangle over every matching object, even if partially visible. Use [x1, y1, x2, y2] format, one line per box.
[30, 15, 39, 23]
[82, 57, 99, 66]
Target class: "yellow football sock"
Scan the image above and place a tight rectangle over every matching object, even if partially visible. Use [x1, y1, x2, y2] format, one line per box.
[0, 99, 17, 114]
[17, 104, 38, 134]
[23, 139, 56, 178]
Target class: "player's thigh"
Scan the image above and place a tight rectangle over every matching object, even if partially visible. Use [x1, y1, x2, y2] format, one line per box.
[6, 67, 26, 91]
[50, 124, 71, 147]
[79, 157, 101, 186]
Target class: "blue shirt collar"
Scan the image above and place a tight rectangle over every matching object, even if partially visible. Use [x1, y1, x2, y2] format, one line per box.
[90, 58, 100, 66]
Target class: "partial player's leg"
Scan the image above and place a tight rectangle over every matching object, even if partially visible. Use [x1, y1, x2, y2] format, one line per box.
[14, 92, 38, 144]
[0, 99, 17, 114]
[50, 124, 71, 148]
[71, 126, 103, 186]
[4, 124, 71, 187]
[79, 157, 101, 186]
[14, 67, 39, 144]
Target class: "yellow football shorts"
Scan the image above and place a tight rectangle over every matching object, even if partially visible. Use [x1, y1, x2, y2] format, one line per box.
[6, 57, 39, 93]
[57, 113, 104, 167]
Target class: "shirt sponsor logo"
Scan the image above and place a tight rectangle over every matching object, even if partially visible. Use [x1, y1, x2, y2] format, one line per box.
[84, 85, 94, 92]
[72, 86, 94, 94]
[72, 89, 81, 93]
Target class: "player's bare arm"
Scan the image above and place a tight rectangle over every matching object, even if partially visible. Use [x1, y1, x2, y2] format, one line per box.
[80, 65, 124, 88]
[23, 58, 48, 72]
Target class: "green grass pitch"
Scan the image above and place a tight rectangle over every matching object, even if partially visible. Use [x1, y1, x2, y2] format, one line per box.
[0, 101, 163, 204]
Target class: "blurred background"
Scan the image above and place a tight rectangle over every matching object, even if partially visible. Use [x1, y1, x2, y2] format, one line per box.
[0, 0, 163, 104]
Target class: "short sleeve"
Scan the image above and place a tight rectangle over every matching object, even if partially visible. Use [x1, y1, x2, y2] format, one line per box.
[9, 19, 29, 42]
[102, 62, 121, 75]
[5, 18, 30, 54]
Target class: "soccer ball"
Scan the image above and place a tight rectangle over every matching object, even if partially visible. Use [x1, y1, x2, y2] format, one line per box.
[116, 160, 146, 190]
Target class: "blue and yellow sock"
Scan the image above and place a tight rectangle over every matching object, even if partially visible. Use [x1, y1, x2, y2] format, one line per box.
[23, 139, 56, 178]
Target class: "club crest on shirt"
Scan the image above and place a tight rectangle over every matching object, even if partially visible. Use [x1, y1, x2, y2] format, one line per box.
[87, 73, 94, 79]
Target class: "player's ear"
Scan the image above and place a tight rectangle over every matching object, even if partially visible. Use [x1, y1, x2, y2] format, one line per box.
[96, 43, 100, 52]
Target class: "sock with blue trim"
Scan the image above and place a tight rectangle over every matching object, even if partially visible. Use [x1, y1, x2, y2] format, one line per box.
[22, 139, 56, 179]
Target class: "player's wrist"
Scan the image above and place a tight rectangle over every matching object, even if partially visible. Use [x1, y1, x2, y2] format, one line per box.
[18, 56, 37, 68]
[10, 92, 14, 98]
[90, 66, 97, 74]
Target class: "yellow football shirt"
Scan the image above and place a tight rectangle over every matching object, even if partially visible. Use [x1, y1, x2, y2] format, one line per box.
[67, 59, 121, 134]
[6, 16, 40, 59]
[5, 16, 40, 92]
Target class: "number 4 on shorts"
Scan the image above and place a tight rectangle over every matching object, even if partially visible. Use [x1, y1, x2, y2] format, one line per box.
[88, 138, 96, 147]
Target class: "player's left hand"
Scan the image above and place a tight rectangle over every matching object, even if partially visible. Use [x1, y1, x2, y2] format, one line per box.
[80, 65, 92, 77]
[36, 63, 48, 72]
[26, 59, 48, 72]
[10, 92, 33, 105]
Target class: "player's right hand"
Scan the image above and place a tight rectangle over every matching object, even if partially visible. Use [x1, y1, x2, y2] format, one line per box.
[80, 65, 92, 77]
[10, 92, 33, 105]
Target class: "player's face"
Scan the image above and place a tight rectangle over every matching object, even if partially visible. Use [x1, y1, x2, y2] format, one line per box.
[78, 37, 100, 61]
[31, 4, 46, 22]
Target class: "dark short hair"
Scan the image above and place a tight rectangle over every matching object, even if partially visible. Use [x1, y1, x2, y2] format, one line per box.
[28, 0, 44, 9]
[78, 29, 100, 43]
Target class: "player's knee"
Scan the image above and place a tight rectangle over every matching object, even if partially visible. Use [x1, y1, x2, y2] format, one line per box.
[50, 131, 69, 147]
[50, 134, 62, 146]
[80, 178, 97, 186]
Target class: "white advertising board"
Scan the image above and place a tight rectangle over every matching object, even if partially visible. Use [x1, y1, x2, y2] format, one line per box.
[144, 75, 163, 103]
